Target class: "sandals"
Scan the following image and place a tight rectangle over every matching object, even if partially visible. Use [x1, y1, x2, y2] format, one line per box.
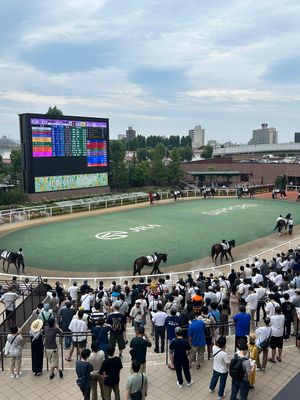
[276, 356, 282, 362]
[268, 358, 276, 363]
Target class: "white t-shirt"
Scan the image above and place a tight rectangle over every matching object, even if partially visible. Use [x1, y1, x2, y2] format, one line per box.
[68, 286, 78, 301]
[212, 345, 229, 373]
[252, 274, 263, 285]
[152, 311, 167, 326]
[265, 301, 279, 317]
[255, 326, 272, 347]
[68, 319, 87, 341]
[244, 267, 252, 279]
[255, 287, 266, 301]
[270, 315, 285, 337]
[245, 293, 258, 310]
[80, 294, 93, 311]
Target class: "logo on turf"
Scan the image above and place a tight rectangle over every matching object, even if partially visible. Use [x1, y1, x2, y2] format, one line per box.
[95, 231, 129, 240]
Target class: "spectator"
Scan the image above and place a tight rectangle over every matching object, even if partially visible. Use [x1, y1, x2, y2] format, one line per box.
[255, 317, 272, 371]
[130, 300, 145, 332]
[152, 303, 167, 353]
[265, 294, 280, 318]
[30, 319, 44, 376]
[80, 280, 91, 295]
[88, 341, 105, 400]
[0, 286, 19, 327]
[38, 303, 54, 327]
[68, 282, 79, 304]
[76, 348, 93, 400]
[125, 361, 148, 400]
[255, 282, 267, 324]
[245, 286, 258, 332]
[281, 293, 294, 340]
[81, 290, 94, 312]
[165, 308, 181, 369]
[44, 318, 63, 379]
[59, 301, 75, 350]
[55, 281, 65, 304]
[129, 326, 151, 373]
[169, 327, 193, 388]
[7, 325, 23, 379]
[99, 346, 123, 400]
[229, 341, 252, 400]
[208, 336, 229, 399]
[91, 317, 111, 355]
[269, 306, 285, 363]
[107, 304, 127, 357]
[232, 305, 251, 348]
[247, 334, 258, 389]
[188, 313, 206, 369]
[66, 310, 88, 362]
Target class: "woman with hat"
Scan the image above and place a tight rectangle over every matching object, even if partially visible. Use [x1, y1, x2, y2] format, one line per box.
[30, 319, 44, 376]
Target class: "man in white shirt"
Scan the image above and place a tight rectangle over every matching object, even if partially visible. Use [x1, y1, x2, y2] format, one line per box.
[0, 286, 20, 326]
[245, 286, 258, 331]
[152, 303, 167, 353]
[265, 294, 280, 317]
[68, 282, 79, 304]
[255, 283, 267, 324]
[269, 307, 285, 363]
[80, 291, 93, 312]
[244, 264, 252, 279]
[208, 336, 229, 399]
[238, 280, 250, 305]
[65, 310, 88, 362]
[255, 317, 272, 370]
[252, 270, 263, 286]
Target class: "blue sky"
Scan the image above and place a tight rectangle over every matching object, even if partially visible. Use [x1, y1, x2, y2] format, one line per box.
[1, 0, 300, 143]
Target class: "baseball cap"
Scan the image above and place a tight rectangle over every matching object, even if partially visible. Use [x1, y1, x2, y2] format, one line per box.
[175, 326, 182, 334]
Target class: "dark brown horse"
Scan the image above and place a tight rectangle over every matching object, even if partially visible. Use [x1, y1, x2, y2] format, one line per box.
[273, 214, 290, 236]
[132, 252, 168, 279]
[0, 250, 25, 274]
[211, 240, 235, 265]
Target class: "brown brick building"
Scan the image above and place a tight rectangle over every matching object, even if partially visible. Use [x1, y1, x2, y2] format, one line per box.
[182, 158, 300, 187]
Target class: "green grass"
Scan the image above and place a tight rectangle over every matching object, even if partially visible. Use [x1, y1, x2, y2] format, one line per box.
[0, 198, 298, 272]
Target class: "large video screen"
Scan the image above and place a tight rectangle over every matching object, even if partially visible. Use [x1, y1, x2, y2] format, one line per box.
[19, 113, 109, 193]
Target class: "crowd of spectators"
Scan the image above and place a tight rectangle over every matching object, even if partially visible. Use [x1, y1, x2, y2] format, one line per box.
[1, 248, 300, 400]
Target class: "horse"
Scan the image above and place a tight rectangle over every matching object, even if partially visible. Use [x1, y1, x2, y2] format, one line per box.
[0, 250, 25, 274]
[273, 214, 290, 236]
[132, 252, 168, 279]
[272, 188, 287, 199]
[211, 240, 236, 265]
[153, 192, 161, 203]
[237, 187, 255, 199]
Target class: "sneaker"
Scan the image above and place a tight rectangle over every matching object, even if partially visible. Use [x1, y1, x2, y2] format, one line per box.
[65, 357, 71, 362]
[186, 380, 194, 387]
[50, 373, 55, 379]
[209, 388, 214, 393]
[59, 370, 63, 378]
[177, 381, 183, 388]
[217, 396, 226, 400]
[15, 374, 21, 379]
[11, 374, 15, 379]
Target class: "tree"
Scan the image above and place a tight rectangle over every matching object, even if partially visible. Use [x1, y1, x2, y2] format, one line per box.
[109, 140, 128, 188]
[128, 161, 150, 187]
[201, 144, 213, 159]
[274, 175, 287, 190]
[180, 135, 192, 147]
[178, 146, 193, 162]
[149, 144, 166, 185]
[9, 149, 22, 185]
[167, 149, 184, 184]
[46, 106, 63, 115]
[136, 148, 149, 162]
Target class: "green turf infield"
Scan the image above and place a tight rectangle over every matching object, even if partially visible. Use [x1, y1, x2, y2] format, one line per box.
[0, 198, 298, 273]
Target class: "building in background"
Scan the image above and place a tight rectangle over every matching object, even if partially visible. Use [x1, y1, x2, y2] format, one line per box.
[125, 126, 136, 141]
[189, 125, 205, 149]
[295, 132, 300, 143]
[248, 123, 278, 145]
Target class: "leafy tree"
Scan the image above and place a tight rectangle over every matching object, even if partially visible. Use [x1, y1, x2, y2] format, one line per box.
[274, 175, 287, 190]
[149, 143, 166, 160]
[167, 149, 184, 184]
[135, 135, 146, 148]
[178, 145, 193, 162]
[127, 138, 137, 151]
[149, 144, 166, 185]
[180, 135, 192, 147]
[128, 161, 150, 187]
[46, 106, 63, 115]
[136, 148, 149, 162]
[201, 144, 213, 159]
[9, 149, 22, 185]
[109, 140, 128, 188]
[168, 135, 180, 148]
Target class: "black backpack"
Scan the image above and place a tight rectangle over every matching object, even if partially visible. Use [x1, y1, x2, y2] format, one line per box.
[229, 354, 247, 381]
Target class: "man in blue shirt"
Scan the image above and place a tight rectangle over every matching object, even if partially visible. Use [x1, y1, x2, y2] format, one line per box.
[188, 313, 206, 369]
[232, 305, 251, 348]
[165, 308, 181, 370]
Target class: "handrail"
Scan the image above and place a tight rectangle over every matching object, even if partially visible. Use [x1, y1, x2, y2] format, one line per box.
[0, 237, 299, 286]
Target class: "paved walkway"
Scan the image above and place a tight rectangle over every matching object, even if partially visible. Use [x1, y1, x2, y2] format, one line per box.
[2, 322, 300, 400]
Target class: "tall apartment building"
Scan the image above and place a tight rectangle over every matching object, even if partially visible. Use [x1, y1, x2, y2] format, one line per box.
[189, 125, 205, 149]
[295, 132, 300, 143]
[248, 123, 278, 145]
[125, 126, 136, 141]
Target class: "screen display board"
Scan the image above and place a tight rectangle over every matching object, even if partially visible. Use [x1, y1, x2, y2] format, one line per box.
[19, 113, 109, 193]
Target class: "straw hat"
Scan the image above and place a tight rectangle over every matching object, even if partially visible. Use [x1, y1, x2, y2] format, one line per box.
[31, 319, 43, 333]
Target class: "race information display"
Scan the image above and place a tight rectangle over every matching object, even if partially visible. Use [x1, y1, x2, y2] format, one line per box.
[19, 113, 109, 193]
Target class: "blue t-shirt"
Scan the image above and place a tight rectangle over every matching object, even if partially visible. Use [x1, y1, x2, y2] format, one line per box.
[165, 316, 181, 340]
[233, 312, 251, 336]
[208, 309, 221, 323]
[188, 319, 206, 346]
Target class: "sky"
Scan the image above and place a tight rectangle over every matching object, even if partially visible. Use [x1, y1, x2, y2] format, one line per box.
[1, 0, 300, 144]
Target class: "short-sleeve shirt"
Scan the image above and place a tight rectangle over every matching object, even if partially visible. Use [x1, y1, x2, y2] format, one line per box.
[212, 345, 229, 373]
[99, 356, 123, 386]
[106, 312, 126, 334]
[44, 326, 60, 349]
[7, 334, 23, 357]
[2, 292, 19, 311]
[188, 319, 206, 346]
[233, 312, 251, 336]
[169, 338, 190, 362]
